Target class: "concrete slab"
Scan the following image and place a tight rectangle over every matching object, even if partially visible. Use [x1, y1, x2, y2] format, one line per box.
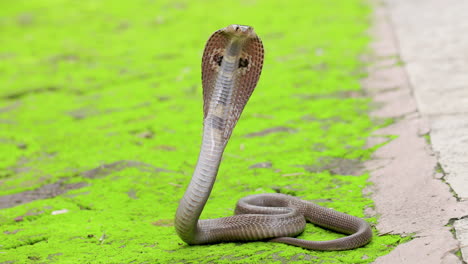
[455, 218, 468, 262]
[365, 2, 468, 263]
[430, 115, 468, 199]
[382, 0, 468, 261]
[385, 0, 468, 62]
[406, 60, 468, 115]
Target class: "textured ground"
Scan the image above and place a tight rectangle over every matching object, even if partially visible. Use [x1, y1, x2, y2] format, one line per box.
[0, 1, 404, 263]
[367, 1, 468, 263]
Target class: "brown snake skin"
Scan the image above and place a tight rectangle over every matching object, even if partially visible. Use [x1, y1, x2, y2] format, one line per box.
[174, 24, 372, 250]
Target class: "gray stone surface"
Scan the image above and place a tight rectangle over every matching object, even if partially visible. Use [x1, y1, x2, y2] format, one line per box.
[407, 60, 468, 116]
[365, 1, 468, 263]
[386, 0, 468, 62]
[383, 0, 468, 261]
[455, 218, 468, 262]
[431, 115, 468, 200]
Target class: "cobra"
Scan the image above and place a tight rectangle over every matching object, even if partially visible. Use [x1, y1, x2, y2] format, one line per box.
[174, 24, 372, 250]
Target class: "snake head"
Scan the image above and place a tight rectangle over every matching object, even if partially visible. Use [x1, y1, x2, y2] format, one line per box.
[201, 25, 264, 142]
[223, 24, 257, 39]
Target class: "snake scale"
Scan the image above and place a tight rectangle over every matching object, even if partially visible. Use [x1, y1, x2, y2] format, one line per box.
[174, 24, 372, 250]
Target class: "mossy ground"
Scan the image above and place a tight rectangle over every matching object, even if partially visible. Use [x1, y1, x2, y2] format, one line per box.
[0, 0, 405, 263]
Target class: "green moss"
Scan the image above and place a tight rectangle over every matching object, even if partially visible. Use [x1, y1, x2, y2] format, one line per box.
[424, 134, 431, 145]
[0, 0, 404, 263]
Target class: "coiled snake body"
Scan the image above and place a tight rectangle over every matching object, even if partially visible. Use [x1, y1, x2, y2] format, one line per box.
[175, 25, 372, 250]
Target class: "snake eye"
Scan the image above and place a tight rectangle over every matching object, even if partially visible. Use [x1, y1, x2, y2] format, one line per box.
[213, 54, 223, 66]
[238, 58, 249, 68]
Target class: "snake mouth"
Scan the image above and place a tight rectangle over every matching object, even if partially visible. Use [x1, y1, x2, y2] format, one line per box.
[224, 24, 257, 39]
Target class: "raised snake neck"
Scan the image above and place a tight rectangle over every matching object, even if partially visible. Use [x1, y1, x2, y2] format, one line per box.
[174, 24, 372, 250]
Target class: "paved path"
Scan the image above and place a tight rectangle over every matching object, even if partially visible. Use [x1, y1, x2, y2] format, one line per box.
[385, 0, 468, 199]
[365, 1, 468, 263]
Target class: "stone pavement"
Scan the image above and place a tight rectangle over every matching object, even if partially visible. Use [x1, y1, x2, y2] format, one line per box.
[365, 1, 468, 263]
